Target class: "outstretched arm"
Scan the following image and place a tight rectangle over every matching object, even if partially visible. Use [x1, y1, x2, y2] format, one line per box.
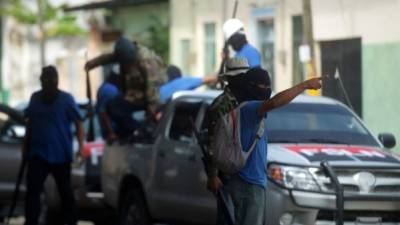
[85, 53, 116, 72]
[258, 77, 323, 116]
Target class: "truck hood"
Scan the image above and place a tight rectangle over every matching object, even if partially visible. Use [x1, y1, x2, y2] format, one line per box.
[268, 144, 400, 167]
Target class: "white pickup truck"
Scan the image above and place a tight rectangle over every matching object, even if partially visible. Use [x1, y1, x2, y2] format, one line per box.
[102, 90, 400, 225]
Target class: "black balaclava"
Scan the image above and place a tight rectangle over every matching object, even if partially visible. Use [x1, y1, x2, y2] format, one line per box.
[244, 68, 272, 101]
[114, 37, 137, 94]
[227, 73, 247, 103]
[228, 68, 271, 103]
[228, 33, 248, 52]
[167, 65, 182, 82]
[40, 65, 60, 105]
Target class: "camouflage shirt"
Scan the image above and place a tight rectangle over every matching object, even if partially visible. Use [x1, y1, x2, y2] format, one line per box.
[206, 86, 238, 177]
[124, 44, 166, 113]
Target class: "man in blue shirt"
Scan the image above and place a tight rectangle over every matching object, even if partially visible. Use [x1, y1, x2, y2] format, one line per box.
[223, 18, 261, 68]
[160, 65, 217, 103]
[209, 67, 322, 225]
[23, 66, 84, 225]
[95, 70, 120, 141]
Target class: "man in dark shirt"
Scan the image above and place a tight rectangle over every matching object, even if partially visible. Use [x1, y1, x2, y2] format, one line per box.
[23, 66, 84, 225]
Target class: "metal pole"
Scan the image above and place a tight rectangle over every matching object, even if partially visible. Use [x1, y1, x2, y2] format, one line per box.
[85, 51, 95, 142]
[321, 161, 344, 225]
[232, 0, 239, 18]
[334, 68, 355, 111]
[6, 157, 27, 225]
[37, 0, 46, 67]
[302, 0, 314, 59]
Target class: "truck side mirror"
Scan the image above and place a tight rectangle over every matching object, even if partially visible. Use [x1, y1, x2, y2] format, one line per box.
[378, 133, 396, 149]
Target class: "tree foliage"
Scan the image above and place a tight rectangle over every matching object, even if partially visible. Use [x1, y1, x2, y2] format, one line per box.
[144, 16, 170, 63]
[0, 0, 85, 37]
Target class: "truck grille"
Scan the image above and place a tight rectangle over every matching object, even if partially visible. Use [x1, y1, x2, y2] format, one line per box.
[312, 168, 400, 195]
[324, 183, 359, 193]
[373, 186, 400, 193]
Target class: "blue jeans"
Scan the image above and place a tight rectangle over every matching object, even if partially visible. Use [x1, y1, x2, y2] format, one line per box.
[218, 175, 266, 225]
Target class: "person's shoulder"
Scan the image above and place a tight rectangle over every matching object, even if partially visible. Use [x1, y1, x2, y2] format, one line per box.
[59, 90, 71, 97]
[245, 100, 263, 107]
[210, 92, 227, 109]
[137, 44, 162, 62]
[240, 100, 262, 113]
[101, 82, 118, 92]
[246, 43, 257, 50]
[210, 89, 237, 115]
[59, 91, 76, 102]
[31, 91, 41, 98]
[28, 91, 41, 103]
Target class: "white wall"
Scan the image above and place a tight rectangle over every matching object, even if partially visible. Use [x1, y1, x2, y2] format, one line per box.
[312, 0, 400, 44]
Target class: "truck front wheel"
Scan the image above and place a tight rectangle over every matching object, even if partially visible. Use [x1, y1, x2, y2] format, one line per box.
[119, 189, 150, 225]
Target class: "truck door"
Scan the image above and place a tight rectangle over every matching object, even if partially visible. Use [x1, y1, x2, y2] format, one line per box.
[0, 106, 25, 200]
[153, 100, 214, 223]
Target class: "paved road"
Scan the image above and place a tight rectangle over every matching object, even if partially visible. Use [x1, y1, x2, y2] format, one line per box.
[5, 217, 94, 225]
[5, 217, 167, 225]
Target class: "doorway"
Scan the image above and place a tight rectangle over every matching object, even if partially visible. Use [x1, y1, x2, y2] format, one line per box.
[320, 38, 362, 117]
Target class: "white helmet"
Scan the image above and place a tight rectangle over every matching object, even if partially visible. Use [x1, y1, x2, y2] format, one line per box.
[223, 18, 244, 40]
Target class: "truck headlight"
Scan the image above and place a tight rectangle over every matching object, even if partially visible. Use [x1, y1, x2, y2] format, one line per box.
[268, 164, 321, 191]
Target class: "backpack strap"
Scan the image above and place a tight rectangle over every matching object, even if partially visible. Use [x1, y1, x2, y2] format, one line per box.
[243, 117, 265, 157]
[230, 110, 237, 144]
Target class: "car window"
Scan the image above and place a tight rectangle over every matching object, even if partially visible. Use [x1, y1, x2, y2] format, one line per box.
[168, 101, 202, 143]
[0, 111, 24, 144]
[267, 103, 380, 147]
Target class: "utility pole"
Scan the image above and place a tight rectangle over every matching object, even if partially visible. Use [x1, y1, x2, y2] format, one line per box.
[302, 0, 320, 95]
[37, 0, 46, 67]
[302, 0, 314, 60]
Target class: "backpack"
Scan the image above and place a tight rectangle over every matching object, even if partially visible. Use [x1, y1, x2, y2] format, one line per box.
[213, 102, 265, 174]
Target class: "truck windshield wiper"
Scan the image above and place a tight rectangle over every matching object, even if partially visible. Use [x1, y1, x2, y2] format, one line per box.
[299, 138, 348, 145]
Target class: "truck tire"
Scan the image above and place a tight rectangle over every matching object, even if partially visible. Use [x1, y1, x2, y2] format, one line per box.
[119, 189, 150, 225]
[41, 210, 64, 225]
[94, 213, 118, 225]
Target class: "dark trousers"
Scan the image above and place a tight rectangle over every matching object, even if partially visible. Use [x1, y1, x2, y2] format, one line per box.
[24, 156, 77, 225]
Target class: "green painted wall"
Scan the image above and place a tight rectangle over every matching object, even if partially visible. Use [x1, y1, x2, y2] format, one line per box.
[0, 17, 2, 90]
[363, 42, 400, 152]
[112, 2, 169, 42]
[111, 2, 169, 62]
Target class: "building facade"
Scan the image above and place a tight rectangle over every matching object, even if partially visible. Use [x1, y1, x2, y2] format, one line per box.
[313, 0, 400, 150]
[169, 0, 400, 149]
[1, 0, 102, 106]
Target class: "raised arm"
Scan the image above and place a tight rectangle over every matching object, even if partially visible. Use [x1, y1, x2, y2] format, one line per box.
[84, 53, 116, 72]
[258, 77, 322, 116]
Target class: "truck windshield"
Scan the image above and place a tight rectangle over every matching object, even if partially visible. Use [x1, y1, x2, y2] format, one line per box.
[267, 103, 380, 147]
